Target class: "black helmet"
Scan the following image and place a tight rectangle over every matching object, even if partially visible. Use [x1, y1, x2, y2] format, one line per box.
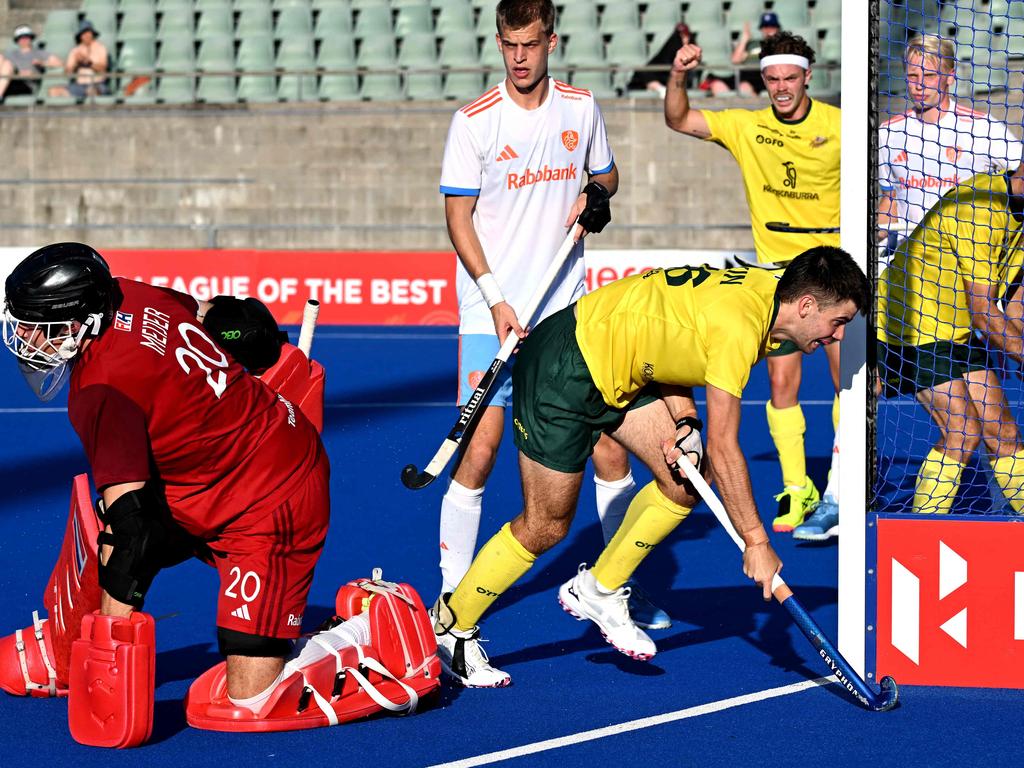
[4, 242, 114, 327]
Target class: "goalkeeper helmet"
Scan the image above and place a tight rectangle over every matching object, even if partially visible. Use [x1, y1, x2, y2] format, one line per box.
[3, 242, 114, 400]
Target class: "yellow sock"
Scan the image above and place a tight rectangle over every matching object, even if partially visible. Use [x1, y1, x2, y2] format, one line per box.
[766, 402, 807, 489]
[914, 448, 964, 514]
[592, 481, 691, 591]
[990, 450, 1024, 513]
[448, 522, 536, 631]
[832, 394, 840, 432]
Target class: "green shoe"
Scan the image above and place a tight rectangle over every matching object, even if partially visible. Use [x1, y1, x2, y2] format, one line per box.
[772, 477, 820, 532]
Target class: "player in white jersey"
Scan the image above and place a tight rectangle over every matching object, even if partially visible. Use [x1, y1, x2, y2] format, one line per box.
[878, 34, 1023, 250]
[433, 0, 667, 688]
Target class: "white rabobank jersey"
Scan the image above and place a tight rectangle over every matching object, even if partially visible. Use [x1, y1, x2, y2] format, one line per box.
[879, 100, 1023, 236]
[439, 78, 615, 335]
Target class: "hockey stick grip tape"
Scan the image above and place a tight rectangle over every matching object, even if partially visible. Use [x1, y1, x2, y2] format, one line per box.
[298, 299, 320, 359]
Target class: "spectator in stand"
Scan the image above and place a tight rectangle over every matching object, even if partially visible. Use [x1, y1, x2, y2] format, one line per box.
[703, 11, 782, 96]
[0, 25, 63, 102]
[627, 23, 697, 98]
[48, 19, 109, 99]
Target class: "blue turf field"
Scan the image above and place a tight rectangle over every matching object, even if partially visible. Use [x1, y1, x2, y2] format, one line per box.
[0, 326, 1021, 766]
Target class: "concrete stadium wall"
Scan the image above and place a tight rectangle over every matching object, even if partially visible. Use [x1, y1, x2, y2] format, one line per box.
[1, 95, 834, 252]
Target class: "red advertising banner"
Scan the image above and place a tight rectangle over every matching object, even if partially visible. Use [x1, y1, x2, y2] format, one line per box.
[103, 249, 459, 326]
[876, 518, 1024, 687]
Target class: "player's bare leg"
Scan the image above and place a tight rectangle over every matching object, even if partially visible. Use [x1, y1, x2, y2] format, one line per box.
[438, 405, 504, 594]
[226, 655, 285, 702]
[965, 369, 1024, 511]
[913, 379, 982, 514]
[766, 353, 819, 530]
[590, 434, 671, 629]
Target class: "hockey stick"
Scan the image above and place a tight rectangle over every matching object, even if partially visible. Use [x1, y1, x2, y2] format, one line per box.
[675, 458, 899, 712]
[297, 299, 320, 359]
[400, 227, 580, 490]
[765, 221, 840, 234]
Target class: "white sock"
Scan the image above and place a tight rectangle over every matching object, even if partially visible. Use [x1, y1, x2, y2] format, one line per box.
[439, 479, 484, 593]
[824, 432, 840, 500]
[581, 567, 615, 596]
[594, 471, 636, 545]
[228, 667, 288, 714]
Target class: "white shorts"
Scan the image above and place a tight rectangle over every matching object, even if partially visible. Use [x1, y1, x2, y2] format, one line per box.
[458, 334, 513, 407]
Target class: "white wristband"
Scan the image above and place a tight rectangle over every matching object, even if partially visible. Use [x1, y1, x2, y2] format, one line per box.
[476, 273, 505, 308]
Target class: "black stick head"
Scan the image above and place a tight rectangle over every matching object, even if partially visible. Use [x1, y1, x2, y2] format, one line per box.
[873, 676, 900, 712]
[401, 464, 436, 490]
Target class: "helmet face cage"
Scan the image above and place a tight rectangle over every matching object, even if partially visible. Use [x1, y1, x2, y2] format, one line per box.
[1, 309, 77, 372]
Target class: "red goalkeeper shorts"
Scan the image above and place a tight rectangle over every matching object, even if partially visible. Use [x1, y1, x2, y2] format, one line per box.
[212, 453, 330, 639]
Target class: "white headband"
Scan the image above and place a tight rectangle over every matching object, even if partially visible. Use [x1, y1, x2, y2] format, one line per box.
[760, 54, 810, 71]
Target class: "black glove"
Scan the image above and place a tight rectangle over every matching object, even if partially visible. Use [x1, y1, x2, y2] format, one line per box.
[577, 181, 611, 234]
[202, 295, 288, 374]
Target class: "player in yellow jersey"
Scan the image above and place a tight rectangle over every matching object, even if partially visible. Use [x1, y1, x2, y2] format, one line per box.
[878, 167, 1024, 514]
[664, 31, 842, 538]
[430, 247, 868, 681]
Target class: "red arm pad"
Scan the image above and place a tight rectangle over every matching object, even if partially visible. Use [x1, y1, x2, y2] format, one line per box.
[68, 612, 156, 749]
[259, 343, 326, 433]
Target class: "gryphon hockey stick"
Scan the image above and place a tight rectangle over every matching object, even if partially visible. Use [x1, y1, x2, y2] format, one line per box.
[765, 221, 840, 234]
[675, 458, 899, 712]
[400, 227, 579, 490]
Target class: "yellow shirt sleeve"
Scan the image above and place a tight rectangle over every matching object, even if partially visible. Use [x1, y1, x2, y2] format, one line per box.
[703, 297, 765, 398]
[702, 109, 740, 155]
[949, 195, 1005, 287]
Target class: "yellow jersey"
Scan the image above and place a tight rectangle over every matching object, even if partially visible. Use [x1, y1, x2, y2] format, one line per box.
[878, 172, 1024, 347]
[575, 265, 784, 406]
[703, 100, 841, 264]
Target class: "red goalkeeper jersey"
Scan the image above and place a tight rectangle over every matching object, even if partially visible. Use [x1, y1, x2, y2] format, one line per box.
[68, 278, 323, 538]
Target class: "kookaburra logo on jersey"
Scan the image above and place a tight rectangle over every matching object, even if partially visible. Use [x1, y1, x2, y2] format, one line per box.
[782, 161, 798, 188]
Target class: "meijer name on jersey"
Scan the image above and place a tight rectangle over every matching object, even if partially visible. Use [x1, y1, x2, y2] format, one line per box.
[506, 163, 578, 190]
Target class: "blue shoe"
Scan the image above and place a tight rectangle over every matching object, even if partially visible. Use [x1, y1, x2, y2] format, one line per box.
[626, 579, 671, 630]
[793, 496, 839, 541]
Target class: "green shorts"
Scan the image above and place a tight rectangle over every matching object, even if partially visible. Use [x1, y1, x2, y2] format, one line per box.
[878, 337, 994, 397]
[511, 305, 658, 473]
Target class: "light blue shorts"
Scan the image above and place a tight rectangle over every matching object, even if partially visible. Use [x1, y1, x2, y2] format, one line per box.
[458, 334, 513, 407]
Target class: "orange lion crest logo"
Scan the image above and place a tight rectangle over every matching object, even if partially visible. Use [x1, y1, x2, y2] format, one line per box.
[561, 130, 579, 151]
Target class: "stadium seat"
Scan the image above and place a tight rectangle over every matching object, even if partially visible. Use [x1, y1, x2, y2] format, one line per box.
[641, 1, 681, 36]
[119, 8, 158, 38]
[317, 33, 358, 100]
[312, 0, 351, 10]
[274, 0, 312, 8]
[960, 49, 1010, 95]
[42, 8, 81, 40]
[562, 35, 605, 67]
[315, 5, 354, 37]
[474, 9, 496, 39]
[606, 28, 648, 92]
[357, 34, 402, 100]
[433, 0, 472, 10]
[84, 8, 119, 40]
[435, 6, 474, 36]
[694, 28, 733, 70]
[158, 10, 195, 37]
[83, 0, 118, 15]
[570, 69, 616, 99]
[277, 6, 315, 38]
[350, 0, 388, 7]
[196, 8, 235, 40]
[558, 2, 599, 37]
[394, 5, 433, 38]
[197, 35, 236, 69]
[236, 7, 275, 38]
[479, 35, 503, 76]
[399, 32, 443, 99]
[443, 69, 485, 100]
[726, 0, 763, 27]
[599, 3, 640, 36]
[118, 35, 158, 72]
[237, 36, 278, 102]
[156, 0, 194, 11]
[814, 1, 843, 30]
[820, 31, 841, 64]
[277, 38, 318, 100]
[438, 34, 480, 99]
[197, 72, 237, 102]
[683, 4, 724, 31]
[156, 73, 196, 102]
[771, 0, 811, 27]
[119, 0, 157, 10]
[353, 5, 393, 38]
[157, 34, 197, 70]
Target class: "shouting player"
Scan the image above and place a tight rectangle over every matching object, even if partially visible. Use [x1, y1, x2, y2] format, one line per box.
[1, 243, 330, 736]
[434, 0, 668, 687]
[432, 247, 869, 668]
[664, 31, 843, 541]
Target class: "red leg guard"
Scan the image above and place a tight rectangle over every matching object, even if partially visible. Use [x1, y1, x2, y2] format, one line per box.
[0, 474, 102, 697]
[259, 343, 326, 433]
[185, 572, 441, 733]
[68, 611, 156, 749]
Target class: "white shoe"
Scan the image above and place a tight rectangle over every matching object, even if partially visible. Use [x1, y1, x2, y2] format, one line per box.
[431, 593, 511, 688]
[558, 564, 656, 661]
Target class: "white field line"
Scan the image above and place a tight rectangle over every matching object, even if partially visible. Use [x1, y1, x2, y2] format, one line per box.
[426, 677, 832, 768]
